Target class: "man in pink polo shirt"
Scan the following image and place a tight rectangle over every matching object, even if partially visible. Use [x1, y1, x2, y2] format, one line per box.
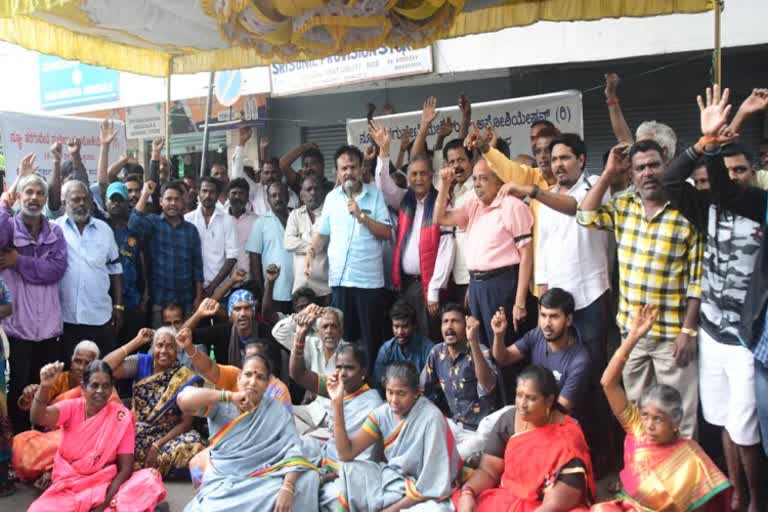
[434, 158, 534, 351]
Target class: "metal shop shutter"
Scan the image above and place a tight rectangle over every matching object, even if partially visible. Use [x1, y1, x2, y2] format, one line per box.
[583, 92, 763, 175]
[301, 124, 348, 180]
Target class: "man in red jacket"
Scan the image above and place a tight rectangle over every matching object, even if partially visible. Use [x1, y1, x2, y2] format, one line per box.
[370, 121, 455, 337]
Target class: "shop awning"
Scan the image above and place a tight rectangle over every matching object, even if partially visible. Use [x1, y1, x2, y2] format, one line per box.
[0, 0, 711, 77]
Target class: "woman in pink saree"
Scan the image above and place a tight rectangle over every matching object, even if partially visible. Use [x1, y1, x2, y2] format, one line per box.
[27, 359, 166, 512]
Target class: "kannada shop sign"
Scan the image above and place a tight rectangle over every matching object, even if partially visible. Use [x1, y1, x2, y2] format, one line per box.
[347, 90, 583, 163]
[270, 46, 433, 96]
[126, 104, 164, 139]
[39, 55, 120, 110]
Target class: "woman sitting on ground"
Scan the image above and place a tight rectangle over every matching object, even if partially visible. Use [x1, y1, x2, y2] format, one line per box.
[11, 340, 118, 488]
[28, 360, 166, 512]
[591, 306, 731, 512]
[455, 364, 596, 512]
[178, 353, 319, 511]
[105, 327, 205, 477]
[289, 327, 383, 510]
[329, 361, 460, 511]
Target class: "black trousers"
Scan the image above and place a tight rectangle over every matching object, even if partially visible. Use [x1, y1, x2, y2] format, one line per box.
[330, 286, 385, 372]
[7, 335, 64, 432]
[62, 322, 115, 363]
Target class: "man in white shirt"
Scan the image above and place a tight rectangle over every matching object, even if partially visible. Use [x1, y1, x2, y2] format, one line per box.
[226, 177, 258, 280]
[285, 175, 330, 302]
[184, 176, 239, 297]
[230, 127, 299, 216]
[441, 139, 475, 306]
[370, 122, 455, 337]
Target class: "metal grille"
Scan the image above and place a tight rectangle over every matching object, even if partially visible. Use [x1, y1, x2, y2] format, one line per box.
[301, 124, 348, 180]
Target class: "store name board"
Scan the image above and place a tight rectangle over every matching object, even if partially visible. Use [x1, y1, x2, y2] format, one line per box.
[39, 55, 119, 110]
[270, 46, 433, 96]
[126, 104, 164, 139]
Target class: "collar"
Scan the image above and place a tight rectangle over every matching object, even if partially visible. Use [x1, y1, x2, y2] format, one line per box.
[453, 176, 474, 195]
[64, 214, 95, 230]
[630, 192, 672, 221]
[13, 213, 58, 246]
[441, 341, 469, 361]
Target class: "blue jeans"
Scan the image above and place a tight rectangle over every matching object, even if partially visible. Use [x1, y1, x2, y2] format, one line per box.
[755, 359, 768, 455]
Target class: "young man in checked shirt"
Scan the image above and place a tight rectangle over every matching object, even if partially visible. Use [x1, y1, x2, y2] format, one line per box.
[578, 139, 703, 439]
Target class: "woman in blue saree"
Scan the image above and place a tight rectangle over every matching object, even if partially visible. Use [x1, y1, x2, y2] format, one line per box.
[329, 361, 461, 512]
[104, 327, 205, 477]
[178, 353, 320, 512]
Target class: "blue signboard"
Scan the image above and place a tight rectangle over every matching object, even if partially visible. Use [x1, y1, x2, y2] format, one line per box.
[39, 55, 119, 110]
[214, 69, 242, 107]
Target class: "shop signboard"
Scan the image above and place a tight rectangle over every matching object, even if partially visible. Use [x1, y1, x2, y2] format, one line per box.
[0, 111, 127, 183]
[39, 55, 120, 110]
[346, 90, 583, 162]
[126, 104, 164, 139]
[270, 46, 432, 96]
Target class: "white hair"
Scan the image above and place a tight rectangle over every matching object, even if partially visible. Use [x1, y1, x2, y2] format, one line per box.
[636, 121, 677, 161]
[61, 179, 90, 202]
[153, 326, 178, 346]
[320, 307, 344, 328]
[17, 174, 48, 198]
[72, 339, 100, 359]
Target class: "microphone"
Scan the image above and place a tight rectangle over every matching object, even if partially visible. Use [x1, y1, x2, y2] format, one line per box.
[343, 180, 354, 214]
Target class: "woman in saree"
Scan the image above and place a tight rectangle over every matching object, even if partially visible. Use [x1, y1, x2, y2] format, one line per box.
[105, 326, 205, 477]
[12, 340, 109, 487]
[178, 353, 320, 511]
[592, 305, 731, 512]
[289, 329, 383, 509]
[330, 361, 461, 512]
[454, 364, 596, 512]
[28, 360, 166, 512]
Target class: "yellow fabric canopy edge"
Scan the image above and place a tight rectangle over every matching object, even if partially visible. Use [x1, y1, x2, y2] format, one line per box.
[0, 0, 712, 77]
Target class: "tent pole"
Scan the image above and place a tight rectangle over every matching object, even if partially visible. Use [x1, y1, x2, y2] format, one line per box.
[714, 1, 722, 86]
[200, 71, 215, 177]
[165, 73, 171, 159]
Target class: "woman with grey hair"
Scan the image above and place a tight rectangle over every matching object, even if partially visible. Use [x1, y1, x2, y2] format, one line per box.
[104, 327, 205, 477]
[592, 306, 730, 512]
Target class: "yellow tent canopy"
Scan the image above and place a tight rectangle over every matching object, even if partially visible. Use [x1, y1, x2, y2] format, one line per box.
[0, 0, 710, 77]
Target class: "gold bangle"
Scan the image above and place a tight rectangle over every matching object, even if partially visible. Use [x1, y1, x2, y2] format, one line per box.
[680, 327, 698, 337]
[121, 347, 128, 359]
[113, 304, 125, 311]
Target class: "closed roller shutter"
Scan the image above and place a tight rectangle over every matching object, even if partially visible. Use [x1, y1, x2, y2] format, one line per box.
[583, 92, 763, 175]
[301, 124, 347, 180]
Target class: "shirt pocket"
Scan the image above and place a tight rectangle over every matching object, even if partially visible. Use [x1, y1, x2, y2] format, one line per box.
[85, 237, 112, 268]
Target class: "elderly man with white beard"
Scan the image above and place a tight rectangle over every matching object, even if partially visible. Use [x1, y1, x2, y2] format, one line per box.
[55, 179, 123, 360]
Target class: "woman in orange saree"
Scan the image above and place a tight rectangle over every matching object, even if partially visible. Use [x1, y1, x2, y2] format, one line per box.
[454, 365, 596, 512]
[27, 360, 166, 512]
[591, 306, 731, 512]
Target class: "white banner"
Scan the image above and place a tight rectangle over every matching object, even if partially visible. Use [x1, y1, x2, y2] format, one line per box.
[347, 90, 583, 161]
[0, 111, 127, 185]
[270, 46, 433, 97]
[126, 104, 164, 139]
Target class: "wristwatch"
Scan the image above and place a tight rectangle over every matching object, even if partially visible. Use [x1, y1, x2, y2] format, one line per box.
[680, 327, 698, 337]
[358, 212, 367, 222]
[529, 184, 540, 199]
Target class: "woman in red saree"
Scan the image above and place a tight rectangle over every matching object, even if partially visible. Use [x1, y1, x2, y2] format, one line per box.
[592, 306, 731, 512]
[454, 364, 596, 512]
[27, 359, 166, 512]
